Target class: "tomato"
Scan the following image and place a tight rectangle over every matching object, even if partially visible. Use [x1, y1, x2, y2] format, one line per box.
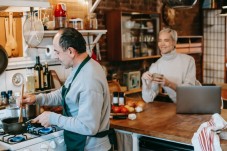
[120, 106, 129, 113]
[112, 106, 121, 113]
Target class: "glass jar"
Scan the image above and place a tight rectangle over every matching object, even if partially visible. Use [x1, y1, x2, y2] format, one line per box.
[85, 13, 98, 30]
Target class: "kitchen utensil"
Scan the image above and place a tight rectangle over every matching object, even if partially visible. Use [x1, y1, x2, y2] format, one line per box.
[0, 45, 8, 75]
[18, 84, 24, 123]
[2, 117, 29, 135]
[25, 104, 40, 120]
[23, 8, 44, 47]
[4, 18, 12, 57]
[8, 12, 17, 50]
[12, 18, 19, 57]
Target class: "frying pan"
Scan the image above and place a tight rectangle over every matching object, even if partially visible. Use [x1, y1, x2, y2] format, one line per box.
[2, 117, 28, 135]
[0, 45, 8, 75]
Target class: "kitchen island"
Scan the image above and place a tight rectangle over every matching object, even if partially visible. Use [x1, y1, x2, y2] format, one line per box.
[110, 101, 227, 150]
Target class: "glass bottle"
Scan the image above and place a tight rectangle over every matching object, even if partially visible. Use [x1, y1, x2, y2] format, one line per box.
[26, 67, 35, 93]
[7, 90, 16, 107]
[112, 92, 119, 106]
[34, 56, 44, 91]
[119, 92, 125, 106]
[85, 13, 98, 30]
[54, 3, 67, 29]
[1, 91, 8, 105]
[43, 62, 51, 90]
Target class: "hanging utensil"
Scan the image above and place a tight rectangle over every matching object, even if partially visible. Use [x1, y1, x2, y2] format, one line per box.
[8, 12, 17, 50]
[23, 7, 44, 48]
[4, 18, 12, 57]
[12, 18, 19, 57]
[18, 84, 24, 123]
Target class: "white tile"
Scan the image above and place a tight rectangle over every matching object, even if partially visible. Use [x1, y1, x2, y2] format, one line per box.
[0, 72, 6, 92]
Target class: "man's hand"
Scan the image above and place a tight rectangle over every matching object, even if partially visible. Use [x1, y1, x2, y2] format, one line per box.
[32, 111, 52, 128]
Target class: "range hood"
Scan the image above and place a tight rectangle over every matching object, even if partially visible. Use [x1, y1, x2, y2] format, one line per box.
[0, 0, 50, 8]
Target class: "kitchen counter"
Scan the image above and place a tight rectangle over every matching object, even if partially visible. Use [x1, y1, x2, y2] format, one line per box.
[110, 101, 227, 150]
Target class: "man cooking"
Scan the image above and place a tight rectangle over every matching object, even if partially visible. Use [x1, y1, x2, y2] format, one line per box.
[141, 28, 200, 103]
[21, 28, 111, 151]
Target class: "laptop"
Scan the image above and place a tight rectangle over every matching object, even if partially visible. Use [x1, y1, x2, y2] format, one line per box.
[176, 86, 221, 114]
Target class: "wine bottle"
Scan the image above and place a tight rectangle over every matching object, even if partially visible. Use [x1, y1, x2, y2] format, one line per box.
[34, 56, 44, 91]
[43, 62, 51, 90]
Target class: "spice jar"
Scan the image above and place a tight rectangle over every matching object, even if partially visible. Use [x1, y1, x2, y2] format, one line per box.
[85, 13, 98, 30]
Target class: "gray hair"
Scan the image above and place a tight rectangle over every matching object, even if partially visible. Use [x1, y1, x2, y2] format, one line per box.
[159, 28, 178, 42]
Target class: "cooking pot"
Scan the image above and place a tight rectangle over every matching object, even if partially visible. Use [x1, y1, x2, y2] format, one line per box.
[25, 104, 40, 120]
[0, 45, 8, 75]
[2, 117, 28, 135]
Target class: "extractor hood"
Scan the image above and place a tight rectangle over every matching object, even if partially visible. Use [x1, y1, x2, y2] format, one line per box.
[0, 0, 50, 8]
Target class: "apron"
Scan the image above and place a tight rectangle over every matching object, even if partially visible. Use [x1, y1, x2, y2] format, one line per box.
[61, 56, 109, 151]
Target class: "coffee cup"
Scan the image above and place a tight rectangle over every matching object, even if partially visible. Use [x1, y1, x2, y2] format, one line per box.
[152, 73, 163, 79]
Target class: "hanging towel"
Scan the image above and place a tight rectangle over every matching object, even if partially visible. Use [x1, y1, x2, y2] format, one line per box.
[192, 113, 227, 151]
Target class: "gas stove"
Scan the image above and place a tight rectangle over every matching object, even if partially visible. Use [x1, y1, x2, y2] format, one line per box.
[0, 109, 65, 151]
[0, 125, 65, 151]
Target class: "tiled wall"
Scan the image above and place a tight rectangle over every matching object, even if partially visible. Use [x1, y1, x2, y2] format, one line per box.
[203, 9, 226, 83]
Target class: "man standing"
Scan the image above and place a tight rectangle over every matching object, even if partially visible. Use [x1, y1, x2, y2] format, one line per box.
[21, 28, 111, 151]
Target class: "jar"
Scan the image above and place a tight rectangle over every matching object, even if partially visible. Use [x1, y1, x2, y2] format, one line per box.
[54, 3, 67, 29]
[85, 13, 98, 30]
[68, 18, 83, 30]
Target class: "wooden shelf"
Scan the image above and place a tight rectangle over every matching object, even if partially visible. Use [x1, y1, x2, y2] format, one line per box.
[121, 55, 161, 61]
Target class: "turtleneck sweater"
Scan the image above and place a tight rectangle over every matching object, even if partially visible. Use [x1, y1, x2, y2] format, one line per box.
[142, 50, 198, 103]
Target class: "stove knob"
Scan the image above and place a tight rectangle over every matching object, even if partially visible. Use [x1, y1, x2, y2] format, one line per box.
[40, 143, 48, 149]
[49, 140, 57, 149]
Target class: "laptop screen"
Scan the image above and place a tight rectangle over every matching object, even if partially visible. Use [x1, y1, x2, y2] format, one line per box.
[176, 86, 221, 114]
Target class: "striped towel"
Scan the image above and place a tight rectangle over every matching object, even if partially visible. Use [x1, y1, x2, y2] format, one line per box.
[192, 113, 227, 151]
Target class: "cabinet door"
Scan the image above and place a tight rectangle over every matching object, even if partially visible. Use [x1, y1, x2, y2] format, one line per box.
[107, 10, 161, 61]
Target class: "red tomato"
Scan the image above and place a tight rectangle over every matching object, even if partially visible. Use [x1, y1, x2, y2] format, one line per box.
[112, 106, 121, 113]
[120, 106, 129, 113]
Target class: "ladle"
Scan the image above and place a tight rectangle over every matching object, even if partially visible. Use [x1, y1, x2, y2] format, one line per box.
[18, 84, 24, 123]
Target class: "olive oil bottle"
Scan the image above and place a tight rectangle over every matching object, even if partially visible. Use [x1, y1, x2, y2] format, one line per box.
[34, 56, 44, 91]
[43, 62, 51, 90]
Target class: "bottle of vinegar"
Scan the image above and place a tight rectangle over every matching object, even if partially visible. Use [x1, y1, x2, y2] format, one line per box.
[43, 62, 51, 90]
[34, 56, 44, 91]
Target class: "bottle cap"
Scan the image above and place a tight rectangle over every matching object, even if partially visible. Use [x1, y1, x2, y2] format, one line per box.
[8, 90, 13, 96]
[113, 92, 118, 97]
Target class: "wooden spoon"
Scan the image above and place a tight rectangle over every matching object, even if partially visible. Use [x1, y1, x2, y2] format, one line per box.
[12, 18, 19, 57]
[4, 18, 12, 57]
[18, 84, 24, 123]
[8, 12, 17, 50]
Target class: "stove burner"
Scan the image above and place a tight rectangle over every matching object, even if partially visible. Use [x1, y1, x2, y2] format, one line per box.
[10, 136, 25, 142]
[38, 127, 53, 134]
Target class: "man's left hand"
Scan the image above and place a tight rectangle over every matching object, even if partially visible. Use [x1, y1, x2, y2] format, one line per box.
[32, 111, 52, 127]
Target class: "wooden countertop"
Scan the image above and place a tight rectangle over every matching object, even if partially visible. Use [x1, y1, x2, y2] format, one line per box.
[110, 101, 227, 149]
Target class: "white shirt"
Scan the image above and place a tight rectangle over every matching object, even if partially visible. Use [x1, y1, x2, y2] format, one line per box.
[142, 50, 197, 103]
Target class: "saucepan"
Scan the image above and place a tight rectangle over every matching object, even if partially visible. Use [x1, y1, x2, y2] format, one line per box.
[0, 45, 8, 75]
[1, 117, 29, 135]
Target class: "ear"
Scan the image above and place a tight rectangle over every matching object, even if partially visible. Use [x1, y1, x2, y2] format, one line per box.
[68, 47, 75, 55]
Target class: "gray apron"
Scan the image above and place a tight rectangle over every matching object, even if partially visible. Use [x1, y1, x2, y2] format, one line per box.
[61, 56, 109, 151]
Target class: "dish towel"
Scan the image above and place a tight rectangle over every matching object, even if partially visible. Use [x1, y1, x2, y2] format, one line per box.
[192, 113, 227, 151]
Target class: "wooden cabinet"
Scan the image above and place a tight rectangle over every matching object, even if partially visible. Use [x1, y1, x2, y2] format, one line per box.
[176, 36, 203, 54]
[176, 36, 203, 82]
[106, 10, 161, 61]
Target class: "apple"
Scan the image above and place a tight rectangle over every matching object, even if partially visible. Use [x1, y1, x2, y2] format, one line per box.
[112, 106, 121, 113]
[120, 106, 129, 113]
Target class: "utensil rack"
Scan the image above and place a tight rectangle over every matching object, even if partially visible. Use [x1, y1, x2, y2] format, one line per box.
[44, 29, 107, 51]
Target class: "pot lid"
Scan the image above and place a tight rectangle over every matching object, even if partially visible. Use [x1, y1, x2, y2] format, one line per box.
[0, 45, 8, 75]
[162, 0, 197, 9]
